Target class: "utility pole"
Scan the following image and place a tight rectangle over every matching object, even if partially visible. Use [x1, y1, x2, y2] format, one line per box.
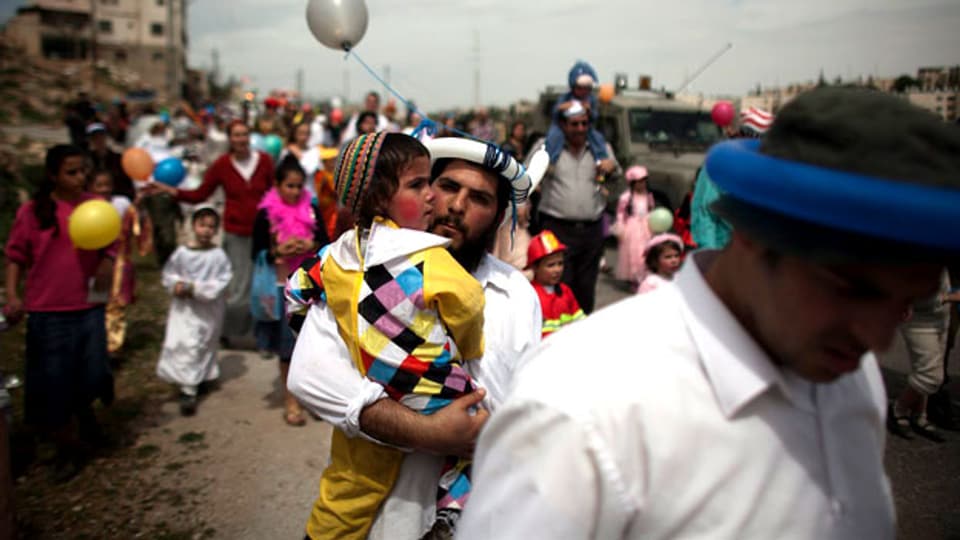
[296, 68, 304, 101]
[343, 68, 350, 104]
[211, 48, 220, 83]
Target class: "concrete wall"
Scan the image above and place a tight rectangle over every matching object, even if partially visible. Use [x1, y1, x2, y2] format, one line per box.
[3, 12, 43, 57]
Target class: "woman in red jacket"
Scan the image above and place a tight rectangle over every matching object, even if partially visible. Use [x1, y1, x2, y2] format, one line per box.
[150, 120, 273, 342]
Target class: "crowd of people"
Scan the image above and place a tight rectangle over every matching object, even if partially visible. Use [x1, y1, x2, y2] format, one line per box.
[2, 60, 960, 540]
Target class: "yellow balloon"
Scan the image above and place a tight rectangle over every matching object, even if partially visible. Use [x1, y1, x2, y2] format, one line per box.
[68, 199, 122, 250]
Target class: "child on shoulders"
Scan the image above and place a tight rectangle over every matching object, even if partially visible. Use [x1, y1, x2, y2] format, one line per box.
[544, 60, 611, 163]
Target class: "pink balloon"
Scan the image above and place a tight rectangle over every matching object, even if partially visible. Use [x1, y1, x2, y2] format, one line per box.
[711, 101, 735, 127]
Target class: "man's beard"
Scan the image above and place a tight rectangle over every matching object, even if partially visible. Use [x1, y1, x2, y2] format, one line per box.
[431, 215, 496, 273]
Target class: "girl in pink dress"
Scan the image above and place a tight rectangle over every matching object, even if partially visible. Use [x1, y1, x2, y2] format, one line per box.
[613, 165, 655, 289]
[637, 234, 684, 295]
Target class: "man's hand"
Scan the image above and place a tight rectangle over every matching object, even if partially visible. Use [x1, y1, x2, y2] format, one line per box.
[597, 159, 617, 176]
[359, 388, 490, 459]
[420, 389, 490, 458]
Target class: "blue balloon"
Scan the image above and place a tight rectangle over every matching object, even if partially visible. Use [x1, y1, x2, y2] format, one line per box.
[154, 157, 186, 187]
[250, 133, 267, 153]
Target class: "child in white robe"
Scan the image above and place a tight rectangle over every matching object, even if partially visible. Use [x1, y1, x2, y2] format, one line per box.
[156, 207, 233, 415]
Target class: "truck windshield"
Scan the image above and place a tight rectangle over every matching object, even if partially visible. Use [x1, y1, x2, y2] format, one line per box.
[628, 109, 720, 146]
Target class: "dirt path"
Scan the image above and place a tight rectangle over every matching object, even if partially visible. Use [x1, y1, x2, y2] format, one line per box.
[133, 350, 331, 539]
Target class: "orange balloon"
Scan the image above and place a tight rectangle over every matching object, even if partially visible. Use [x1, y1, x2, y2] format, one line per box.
[598, 83, 615, 104]
[121, 148, 155, 180]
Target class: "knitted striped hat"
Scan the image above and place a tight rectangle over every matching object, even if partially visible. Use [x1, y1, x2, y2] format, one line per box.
[334, 132, 388, 217]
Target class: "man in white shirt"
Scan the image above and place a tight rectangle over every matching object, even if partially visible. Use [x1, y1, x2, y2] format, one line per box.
[287, 151, 542, 539]
[458, 88, 960, 539]
[338, 91, 394, 145]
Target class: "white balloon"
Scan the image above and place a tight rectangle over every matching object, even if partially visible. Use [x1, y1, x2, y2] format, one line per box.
[306, 0, 369, 51]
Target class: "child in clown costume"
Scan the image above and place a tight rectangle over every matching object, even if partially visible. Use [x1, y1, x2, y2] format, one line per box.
[527, 230, 586, 338]
[285, 132, 484, 538]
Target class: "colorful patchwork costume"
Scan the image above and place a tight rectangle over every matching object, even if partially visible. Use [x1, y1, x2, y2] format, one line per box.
[286, 132, 485, 539]
[527, 230, 585, 338]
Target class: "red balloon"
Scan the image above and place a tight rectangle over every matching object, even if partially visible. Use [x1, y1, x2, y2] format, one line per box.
[711, 101, 735, 127]
[330, 108, 344, 125]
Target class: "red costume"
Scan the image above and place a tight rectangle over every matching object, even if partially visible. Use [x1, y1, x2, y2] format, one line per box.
[527, 230, 586, 338]
[531, 281, 585, 338]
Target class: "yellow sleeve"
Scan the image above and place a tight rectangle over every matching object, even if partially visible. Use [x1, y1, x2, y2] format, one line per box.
[422, 247, 485, 361]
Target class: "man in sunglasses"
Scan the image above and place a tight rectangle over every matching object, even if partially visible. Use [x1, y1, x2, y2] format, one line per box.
[533, 100, 619, 314]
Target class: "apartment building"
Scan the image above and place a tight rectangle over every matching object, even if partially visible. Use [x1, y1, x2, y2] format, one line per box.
[3, 0, 188, 101]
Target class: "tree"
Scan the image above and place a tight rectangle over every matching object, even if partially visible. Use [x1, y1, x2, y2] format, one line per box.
[893, 74, 919, 93]
[817, 69, 827, 88]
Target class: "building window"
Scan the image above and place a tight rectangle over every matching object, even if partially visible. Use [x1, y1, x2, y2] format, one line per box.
[153, 52, 164, 62]
[151, 23, 164, 36]
[98, 20, 113, 33]
[114, 50, 127, 62]
[101, 0, 119, 5]
[157, 0, 165, 5]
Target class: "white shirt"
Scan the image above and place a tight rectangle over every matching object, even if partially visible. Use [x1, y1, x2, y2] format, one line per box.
[338, 112, 393, 145]
[230, 152, 260, 182]
[287, 253, 542, 539]
[458, 251, 895, 540]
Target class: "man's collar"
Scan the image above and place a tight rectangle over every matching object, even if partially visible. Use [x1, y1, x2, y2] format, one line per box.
[675, 251, 814, 417]
[474, 254, 514, 294]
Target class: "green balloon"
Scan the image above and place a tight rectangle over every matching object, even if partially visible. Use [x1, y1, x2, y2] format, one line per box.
[648, 207, 674, 234]
[264, 134, 283, 159]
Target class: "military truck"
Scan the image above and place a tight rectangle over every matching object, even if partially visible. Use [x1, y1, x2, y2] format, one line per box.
[530, 85, 721, 209]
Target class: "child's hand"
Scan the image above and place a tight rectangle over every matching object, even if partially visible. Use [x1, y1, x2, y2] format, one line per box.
[293, 238, 314, 255]
[276, 239, 298, 257]
[173, 282, 192, 298]
[93, 258, 113, 293]
[3, 297, 23, 326]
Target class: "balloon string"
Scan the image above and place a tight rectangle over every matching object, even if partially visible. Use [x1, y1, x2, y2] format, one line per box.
[345, 49, 494, 144]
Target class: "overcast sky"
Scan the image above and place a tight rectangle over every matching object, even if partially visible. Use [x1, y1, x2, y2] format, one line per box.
[5, 0, 959, 109]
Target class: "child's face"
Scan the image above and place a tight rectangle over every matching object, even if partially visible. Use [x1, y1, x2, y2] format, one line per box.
[294, 124, 310, 146]
[278, 172, 305, 205]
[90, 174, 113, 198]
[386, 156, 433, 231]
[56, 156, 87, 195]
[657, 246, 682, 277]
[631, 179, 647, 193]
[192, 216, 219, 246]
[572, 85, 592, 100]
[533, 252, 565, 287]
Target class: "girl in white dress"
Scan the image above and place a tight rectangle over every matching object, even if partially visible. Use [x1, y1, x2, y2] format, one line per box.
[156, 208, 233, 415]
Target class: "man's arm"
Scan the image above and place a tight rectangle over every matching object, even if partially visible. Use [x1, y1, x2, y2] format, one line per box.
[359, 389, 488, 459]
[288, 304, 489, 456]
